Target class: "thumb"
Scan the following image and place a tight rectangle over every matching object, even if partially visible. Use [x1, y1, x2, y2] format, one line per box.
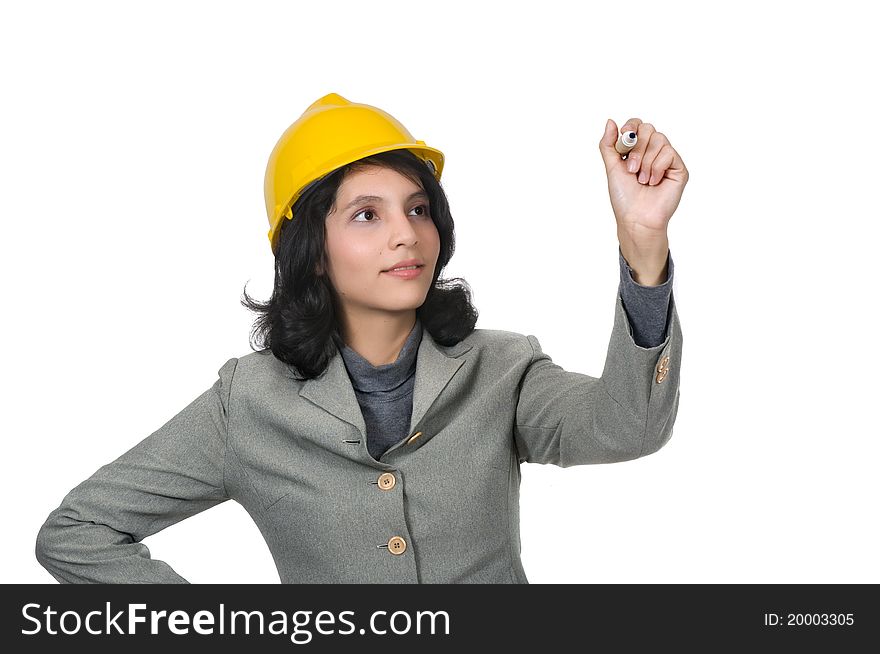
[599, 118, 621, 171]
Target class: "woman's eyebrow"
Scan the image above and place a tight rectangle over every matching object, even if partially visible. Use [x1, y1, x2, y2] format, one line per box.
[343, 191, 428, 211]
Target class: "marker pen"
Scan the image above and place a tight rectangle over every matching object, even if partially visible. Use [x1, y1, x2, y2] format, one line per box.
[615, 130, 637, 156]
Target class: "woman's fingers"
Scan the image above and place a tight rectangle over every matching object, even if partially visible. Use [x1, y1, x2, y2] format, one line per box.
[612, 118, 686, 185]
[636, 129, 669, 183]
[627, 124, 663, 179]
[648, 144, 675, 185]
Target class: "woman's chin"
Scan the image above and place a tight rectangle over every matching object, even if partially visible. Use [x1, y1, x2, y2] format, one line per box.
[373, 295, 428, 312]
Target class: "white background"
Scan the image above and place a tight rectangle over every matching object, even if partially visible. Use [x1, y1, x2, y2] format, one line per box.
[2, 0, 876, 584]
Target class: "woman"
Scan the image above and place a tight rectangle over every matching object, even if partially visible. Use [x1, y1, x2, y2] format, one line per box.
[35, 93, 687, 583]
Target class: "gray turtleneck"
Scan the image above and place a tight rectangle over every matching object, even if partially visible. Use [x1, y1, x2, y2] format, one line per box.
[338, 316, 424, 462]
[338, 248, 675, 461]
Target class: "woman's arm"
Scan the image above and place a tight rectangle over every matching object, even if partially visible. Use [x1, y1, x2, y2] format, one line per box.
[34, 357, 238, 583]
[508, 117, 687, 466]
[514, 285, 682, 467]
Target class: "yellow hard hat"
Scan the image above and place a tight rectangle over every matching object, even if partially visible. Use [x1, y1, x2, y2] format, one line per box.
[264, 92, 445, 254]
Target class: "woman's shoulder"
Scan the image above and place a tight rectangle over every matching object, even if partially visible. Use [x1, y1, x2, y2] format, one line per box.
[437, 326, 532, 363]
[211, 348, 291, 387]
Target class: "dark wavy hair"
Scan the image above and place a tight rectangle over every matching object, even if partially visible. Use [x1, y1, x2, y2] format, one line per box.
[241, 148, 479, 380]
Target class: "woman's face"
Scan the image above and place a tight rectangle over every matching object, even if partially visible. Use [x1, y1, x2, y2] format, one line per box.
[324, 164, 440, 321]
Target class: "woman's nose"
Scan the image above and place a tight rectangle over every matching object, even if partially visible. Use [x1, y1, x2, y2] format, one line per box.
[387, 210, 419, 238]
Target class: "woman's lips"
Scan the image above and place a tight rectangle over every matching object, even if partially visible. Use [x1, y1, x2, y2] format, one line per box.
[382, 266, 424, 279]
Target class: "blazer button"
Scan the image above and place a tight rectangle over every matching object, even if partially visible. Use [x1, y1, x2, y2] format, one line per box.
[656, 368, 668, 384]
[407, 431, 423, 444]
[378, 472, 396, 490]
[387, 536, 407, 555]
[656, 355, 670, 374]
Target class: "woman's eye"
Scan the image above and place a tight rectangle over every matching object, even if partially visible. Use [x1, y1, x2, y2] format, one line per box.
[352, 208, 376, 222]
[352, 205, 430, 222]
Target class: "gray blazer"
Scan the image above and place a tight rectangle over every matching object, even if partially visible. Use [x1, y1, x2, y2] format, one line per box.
[36, 291, 682, 584]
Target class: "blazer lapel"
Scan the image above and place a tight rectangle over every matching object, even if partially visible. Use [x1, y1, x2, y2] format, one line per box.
[297, 327, 473, 440]
[407, 328, 471, 434]
[297, 341, 368, 438]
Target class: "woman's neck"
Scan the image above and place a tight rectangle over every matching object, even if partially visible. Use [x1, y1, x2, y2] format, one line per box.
[338, 313, 419, 367]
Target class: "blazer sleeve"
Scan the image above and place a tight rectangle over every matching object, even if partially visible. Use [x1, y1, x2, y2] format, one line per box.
[34, 357, 239, 583]
[514, 289, 682, 467]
